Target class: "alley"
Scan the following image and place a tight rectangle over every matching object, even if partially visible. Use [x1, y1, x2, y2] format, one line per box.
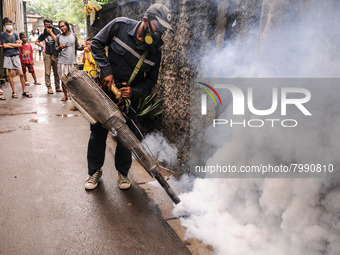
[0, 61, 190, 255]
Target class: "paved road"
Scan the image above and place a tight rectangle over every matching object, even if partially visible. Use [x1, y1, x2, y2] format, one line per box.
[0, 62, 190, 255]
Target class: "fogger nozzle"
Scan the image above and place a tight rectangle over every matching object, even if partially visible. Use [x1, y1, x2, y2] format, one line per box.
[62, 71, 180, 204]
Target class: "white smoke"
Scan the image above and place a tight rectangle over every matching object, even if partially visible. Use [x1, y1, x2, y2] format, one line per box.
[172, 1, 340, 255]
[174, 178, 340, 255]
[142, 131, 178, 166]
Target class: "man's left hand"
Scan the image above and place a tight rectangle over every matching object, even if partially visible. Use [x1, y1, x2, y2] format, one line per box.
[119, 84, 132, 99]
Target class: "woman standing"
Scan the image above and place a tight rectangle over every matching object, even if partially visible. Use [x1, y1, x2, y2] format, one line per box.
[35, 28, 42, 60]
[29, 30, 38, 60]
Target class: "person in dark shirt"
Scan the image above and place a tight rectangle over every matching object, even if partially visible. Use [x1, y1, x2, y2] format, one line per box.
[35, 19, 62, 94]
[0, 17, 32, 98]
[84, 4, 173, 190]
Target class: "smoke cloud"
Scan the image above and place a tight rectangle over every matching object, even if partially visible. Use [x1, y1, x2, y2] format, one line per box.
[142, 131, 178, 166]
[174, 178, 340, 255]
[172, 1, 340, 254]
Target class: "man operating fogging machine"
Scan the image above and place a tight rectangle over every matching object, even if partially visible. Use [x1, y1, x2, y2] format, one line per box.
[85, 4, 173, 190]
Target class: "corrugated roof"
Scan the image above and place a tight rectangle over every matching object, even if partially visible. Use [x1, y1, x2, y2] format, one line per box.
[27, 14, 43, 18]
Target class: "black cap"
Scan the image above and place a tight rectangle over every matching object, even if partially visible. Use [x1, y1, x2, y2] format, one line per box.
[146, 3, 173, 32]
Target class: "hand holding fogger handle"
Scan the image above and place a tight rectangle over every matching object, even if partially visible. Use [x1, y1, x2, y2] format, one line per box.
[110, 85, 122, 100]
[61, 70, 180, 204]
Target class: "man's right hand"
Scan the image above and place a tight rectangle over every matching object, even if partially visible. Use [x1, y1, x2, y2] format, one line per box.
[46, 26, 53, 35]
[102, 74, 115, 89]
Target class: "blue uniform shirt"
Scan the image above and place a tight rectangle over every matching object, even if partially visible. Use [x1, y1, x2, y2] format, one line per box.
[91, 17, 162, 103]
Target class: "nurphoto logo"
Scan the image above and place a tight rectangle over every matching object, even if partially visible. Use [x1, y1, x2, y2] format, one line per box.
[197, 82, 223, 115]
[198, 80, 312, 128]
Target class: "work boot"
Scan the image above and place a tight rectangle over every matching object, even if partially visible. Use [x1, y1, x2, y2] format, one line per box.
[85, 169, 102, 190]
[118, 173, 131, 190]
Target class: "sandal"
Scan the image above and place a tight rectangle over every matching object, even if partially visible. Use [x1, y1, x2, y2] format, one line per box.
[12, 92, 19, 99]
[22, 91, 33, 98]
[61, 96, 68, 101]
[0, 96, 5, 100]
[56, 89, 63, 92]
[25, 82, 30, 86]
[34, 82, 41, 85]
[48, 89, 54, 94]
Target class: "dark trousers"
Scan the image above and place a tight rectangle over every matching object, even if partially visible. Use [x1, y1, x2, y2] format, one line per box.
[87, 117, 140, 177]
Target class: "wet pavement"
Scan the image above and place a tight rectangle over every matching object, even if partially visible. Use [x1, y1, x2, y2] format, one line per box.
[0, 61, 191, 255]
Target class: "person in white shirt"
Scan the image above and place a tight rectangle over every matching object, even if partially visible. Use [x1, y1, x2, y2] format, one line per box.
[29, 30, 38, 61]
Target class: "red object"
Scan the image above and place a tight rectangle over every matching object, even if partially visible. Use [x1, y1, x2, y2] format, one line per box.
[19, 43, 33, 64]
[198, 82, 223, 106]
[21, 63, 35, 73]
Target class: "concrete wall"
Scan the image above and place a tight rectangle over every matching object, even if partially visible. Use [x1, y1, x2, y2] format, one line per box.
[87, 0, 264, 165]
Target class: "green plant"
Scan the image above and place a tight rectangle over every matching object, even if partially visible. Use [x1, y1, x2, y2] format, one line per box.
[136, 93, 164, 119]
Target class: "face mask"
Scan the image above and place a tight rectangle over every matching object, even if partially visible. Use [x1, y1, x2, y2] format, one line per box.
[35, 30, 39, 34]
[5, 25, 13, 32]
[143, 20, 162, 47]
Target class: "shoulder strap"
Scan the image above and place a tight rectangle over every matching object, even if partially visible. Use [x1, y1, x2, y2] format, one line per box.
[127, 50, 148, 86]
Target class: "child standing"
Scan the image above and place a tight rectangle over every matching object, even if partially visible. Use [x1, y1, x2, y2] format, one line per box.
[82, 38, 97, 77]
[0, 18, 32, 98]
[19, 32, 41, 86]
